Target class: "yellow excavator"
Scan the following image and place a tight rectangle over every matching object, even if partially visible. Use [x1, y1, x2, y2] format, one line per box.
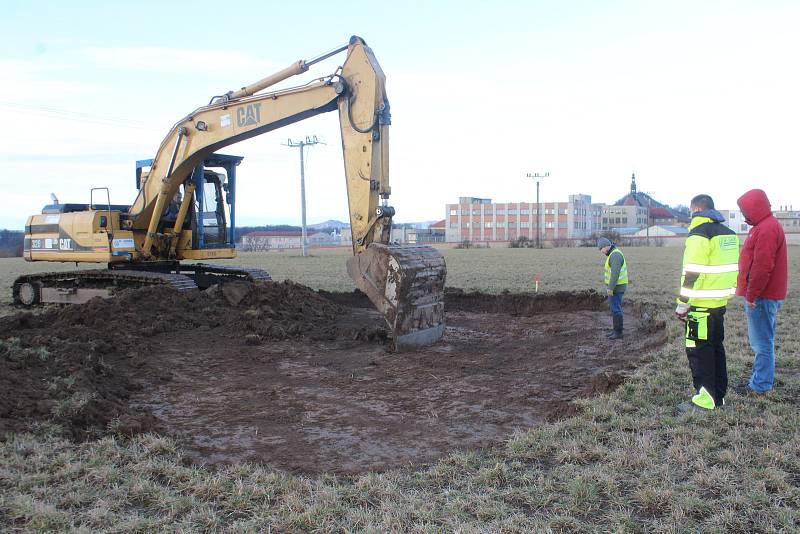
[15, 36, 446, 349]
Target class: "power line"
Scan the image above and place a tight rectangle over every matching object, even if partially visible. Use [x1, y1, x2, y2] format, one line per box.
[0, 101, 162, 130]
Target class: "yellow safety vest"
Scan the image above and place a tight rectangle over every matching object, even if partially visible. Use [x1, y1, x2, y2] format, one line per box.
[604, 248, 629, 286]
[678, 216, 739, 309]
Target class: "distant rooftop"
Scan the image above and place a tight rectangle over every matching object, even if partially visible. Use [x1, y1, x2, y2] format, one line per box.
[658, 225, 689, 234]
[244, 231, 323, 237]
[649, 207, 676, 218]
[615, 227, 642, 235]
[614, 173, 689, 222]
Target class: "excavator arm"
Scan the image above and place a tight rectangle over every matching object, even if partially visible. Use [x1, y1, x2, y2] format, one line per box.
[131, 37, 389, 256]
[128, 36, 446, 349]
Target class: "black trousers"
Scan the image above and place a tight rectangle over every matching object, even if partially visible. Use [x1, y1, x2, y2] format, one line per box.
[685, 306, 727, 406]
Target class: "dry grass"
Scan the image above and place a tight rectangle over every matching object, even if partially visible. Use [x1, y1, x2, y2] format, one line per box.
[1, 245, 799, 532]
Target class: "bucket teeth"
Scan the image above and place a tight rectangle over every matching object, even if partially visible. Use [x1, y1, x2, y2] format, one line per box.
[346, 244, 446, 350]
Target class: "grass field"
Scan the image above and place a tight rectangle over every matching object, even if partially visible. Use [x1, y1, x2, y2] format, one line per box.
[1, 246, 799, 532]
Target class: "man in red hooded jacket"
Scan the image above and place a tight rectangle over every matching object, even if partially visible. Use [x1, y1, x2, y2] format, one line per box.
[734, 189, 788, 395]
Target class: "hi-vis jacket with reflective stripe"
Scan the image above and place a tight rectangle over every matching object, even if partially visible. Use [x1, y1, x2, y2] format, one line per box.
[677, 214, 739, 309]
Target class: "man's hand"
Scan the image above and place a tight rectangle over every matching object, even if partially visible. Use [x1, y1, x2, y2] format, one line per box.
[606, 289, 614, 297]
[675, 302, 690, 321]
[746, 300, 756, 310]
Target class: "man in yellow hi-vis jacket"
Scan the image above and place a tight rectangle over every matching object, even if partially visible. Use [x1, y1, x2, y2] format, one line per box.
[675, 194, 739, 413]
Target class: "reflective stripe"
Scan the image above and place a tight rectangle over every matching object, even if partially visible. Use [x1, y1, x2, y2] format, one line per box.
[679, 287, 736, 298]
[682, 263, 738, 275]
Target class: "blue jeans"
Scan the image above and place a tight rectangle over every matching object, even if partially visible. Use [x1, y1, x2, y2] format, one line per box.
[745, 298, 783, 392]
[608, 292, 624, 316]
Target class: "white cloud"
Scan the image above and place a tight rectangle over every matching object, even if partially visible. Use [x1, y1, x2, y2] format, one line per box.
[0, 58, 107, 102]
[82, 46, 279, 74]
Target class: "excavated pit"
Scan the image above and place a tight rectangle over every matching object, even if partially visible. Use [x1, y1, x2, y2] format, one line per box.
[0, 282, 666, 474]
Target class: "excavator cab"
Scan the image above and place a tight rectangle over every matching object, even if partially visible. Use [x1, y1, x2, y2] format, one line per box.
[139, 154, 241, 251]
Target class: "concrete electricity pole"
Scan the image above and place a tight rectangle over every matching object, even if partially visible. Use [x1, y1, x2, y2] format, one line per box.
[284, 135, 323, 257]
[526, 172, 549, 248]
[643, 190, 655, 247]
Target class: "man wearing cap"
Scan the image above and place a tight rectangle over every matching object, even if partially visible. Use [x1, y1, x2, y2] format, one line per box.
[675, 194, 739, 413]
[598, 237, 627, 340]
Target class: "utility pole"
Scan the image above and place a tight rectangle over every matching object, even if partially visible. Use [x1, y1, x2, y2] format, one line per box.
[526, 172, 549, 248]
[642, 190, 655, 247]
[284, 135, 323, 257]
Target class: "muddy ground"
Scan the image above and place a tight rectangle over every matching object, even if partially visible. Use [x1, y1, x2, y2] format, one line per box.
[0, 282, 666, 474]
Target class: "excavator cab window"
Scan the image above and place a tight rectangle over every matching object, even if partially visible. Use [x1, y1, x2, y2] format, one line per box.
[198, 171, 228, 245]
[191, 153, 241, 249]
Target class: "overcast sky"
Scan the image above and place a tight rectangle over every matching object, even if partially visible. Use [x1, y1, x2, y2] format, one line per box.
[1, 0, 798, 229]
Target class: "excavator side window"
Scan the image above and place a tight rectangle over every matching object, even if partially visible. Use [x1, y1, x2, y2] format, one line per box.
[196, 171, 229, 246]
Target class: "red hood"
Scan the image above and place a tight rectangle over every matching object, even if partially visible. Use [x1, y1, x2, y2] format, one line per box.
[737, 189, 772, 226]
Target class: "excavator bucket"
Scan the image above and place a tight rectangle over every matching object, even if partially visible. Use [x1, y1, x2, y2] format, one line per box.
[346, 243, 446, 350]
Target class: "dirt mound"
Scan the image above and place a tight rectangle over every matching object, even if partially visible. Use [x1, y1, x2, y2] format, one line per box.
[28, 280, 367, 341]
[0, 281, 386, 440]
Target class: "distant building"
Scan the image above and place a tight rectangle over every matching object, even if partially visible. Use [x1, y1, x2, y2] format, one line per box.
[429, 219, 446, 240]
[774, 207, 800, 233]
[717, 209, 751, 234]
[634, 225, 689, 237]
[442, 174, 776, 244]
[445, 195, 603, 243]
[602, 205, 649, 230]
[391, 227, 410, 243]
[241, 230, 345, 250]
[649, 207, 679, 226]
[391, 221, 446, 244]
[409, 220, 445, 244]
[614, 227, 644, 236]
[609, 173, 689, 230]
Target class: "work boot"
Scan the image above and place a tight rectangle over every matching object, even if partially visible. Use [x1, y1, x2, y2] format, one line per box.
[676, 401, 713, 414]
[733, 380, 767, 396]
[608, 315, 623, 340]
